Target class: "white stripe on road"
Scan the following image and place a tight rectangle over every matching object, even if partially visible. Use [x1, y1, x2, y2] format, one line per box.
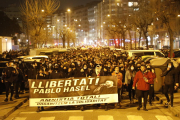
[69, 116, 83, 120]
[155, 115, 173, 120]
[127, 115, 144, 120]
[20, 110, 93, 114]
[40, 117, 55, 120]
[98, 115, 114, 120]
[13, 117, 27, 120]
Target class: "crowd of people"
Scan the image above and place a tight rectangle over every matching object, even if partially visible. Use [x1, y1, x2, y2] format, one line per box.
[1, 48, 180, 112]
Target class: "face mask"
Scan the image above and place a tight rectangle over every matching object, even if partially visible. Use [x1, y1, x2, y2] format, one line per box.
[80, 69, 84, 72]
[131, 67, 134, 70]
[147, 68, 151, 70]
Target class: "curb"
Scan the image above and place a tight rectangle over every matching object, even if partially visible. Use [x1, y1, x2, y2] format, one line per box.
[0, 97, 28, 120]
[156, 95, 180, 117]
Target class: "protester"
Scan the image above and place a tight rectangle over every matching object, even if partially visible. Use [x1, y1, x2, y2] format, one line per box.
[132, 65, 153, 111]
[112, 66, 123, 108]
[1, 48, 179, 112]
[161, 62, 178, 107]
[125, 64, 136, 104]
[2, 62, 17, 102]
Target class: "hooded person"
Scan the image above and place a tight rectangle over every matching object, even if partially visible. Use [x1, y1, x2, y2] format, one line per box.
[161, 62, 178, 107]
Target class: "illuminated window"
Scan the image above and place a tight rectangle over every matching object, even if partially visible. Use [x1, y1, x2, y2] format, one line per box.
[117, 3, 119, 6]
[134, 8, 139, 11]
[134, 2, 138, 6]
[128, 2, 133, 7]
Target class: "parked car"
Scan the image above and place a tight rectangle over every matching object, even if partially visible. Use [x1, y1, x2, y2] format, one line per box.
[13, 55, 48, 63]
[124, 50, 165, 59]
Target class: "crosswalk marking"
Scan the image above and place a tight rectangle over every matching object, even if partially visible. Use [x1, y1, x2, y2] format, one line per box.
[155, 115, 173, 120]
[20, 110, 93, 114]
[39, 117, 55, 120]
[69, 116, 83, 120]
[98, 115, 114, 120]
[127, 115, 144, 120]
[13, 117, 27, 120]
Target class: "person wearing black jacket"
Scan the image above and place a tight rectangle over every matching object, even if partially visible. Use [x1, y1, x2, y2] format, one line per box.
[14, 64, 24, 99]
[2, 62, 16, 102]
[161, 62, 179, 107]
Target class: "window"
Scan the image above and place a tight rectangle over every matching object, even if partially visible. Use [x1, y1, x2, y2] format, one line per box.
[144, 52, 154, 55]
[117, 3, 119, 6]
[128, 2, 133, 7]
[132, 53, 144, 57]
[134, 2, 138, 6]
[134, 8, 139, 11]
[156, 52, 165, 57]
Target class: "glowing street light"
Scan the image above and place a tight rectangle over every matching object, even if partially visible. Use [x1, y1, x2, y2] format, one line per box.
[178, 15, 180, 17]
[67, 9, 71, 12]
[57, 19, 59, 22]
[107, 14, 110, 17]
[41, 9, 44, 12]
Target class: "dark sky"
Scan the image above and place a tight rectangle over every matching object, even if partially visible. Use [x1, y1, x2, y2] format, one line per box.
[0, 0, 100, 9]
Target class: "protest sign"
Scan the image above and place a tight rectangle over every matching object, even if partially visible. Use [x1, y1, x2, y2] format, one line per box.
[29, 76, 118, 106]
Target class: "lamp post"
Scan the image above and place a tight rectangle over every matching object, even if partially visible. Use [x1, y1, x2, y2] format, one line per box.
[67, 9, 71, 28]
[57, 19, 59, 46]
[5, 38, 7, 51]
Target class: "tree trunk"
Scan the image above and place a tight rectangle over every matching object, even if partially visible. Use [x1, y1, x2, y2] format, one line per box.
[139, 31, 141, 49]
[67, 38, 70, 48]
[128, 30, 132, 50]
[120, 35, 122, 49]
[144, 32, 149, 50]
[63, 34, 66, 48]
[135, 31, 137, 50]
[168, 26, 174, 58]
[123, 34, 126, 50]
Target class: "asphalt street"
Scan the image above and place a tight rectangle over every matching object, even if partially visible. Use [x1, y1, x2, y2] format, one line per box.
[4, 99, 180, 120]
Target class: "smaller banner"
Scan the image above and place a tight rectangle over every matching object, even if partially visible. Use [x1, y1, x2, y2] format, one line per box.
[29, 76, 118, 106]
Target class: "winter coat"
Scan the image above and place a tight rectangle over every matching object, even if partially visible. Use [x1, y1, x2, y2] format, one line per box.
[112, 71, 123, 88]
[133, 70, 153, 91]
[161, 68, 177, 85]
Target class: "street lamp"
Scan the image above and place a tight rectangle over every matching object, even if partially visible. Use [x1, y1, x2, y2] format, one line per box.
[41, 9, 44, 12]
[67, 9, 71, 12]
[5, 38, 7, 51]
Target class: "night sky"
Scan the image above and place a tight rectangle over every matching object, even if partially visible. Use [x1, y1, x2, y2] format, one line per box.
[0, 0, 100, 9]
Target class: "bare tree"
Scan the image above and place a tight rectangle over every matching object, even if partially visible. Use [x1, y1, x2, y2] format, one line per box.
[154, 0, 179, 58]
[20, 0, 60, 48]
[133, 0, 154, 50]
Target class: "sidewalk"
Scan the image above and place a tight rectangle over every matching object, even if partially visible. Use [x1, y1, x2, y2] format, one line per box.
[0, 92, 29, 120]
[156, 91, 180, 118]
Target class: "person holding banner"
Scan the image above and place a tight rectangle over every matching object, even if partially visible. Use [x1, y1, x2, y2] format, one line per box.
[132, 65, 153, 111]
[112, 66, 123, 108]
